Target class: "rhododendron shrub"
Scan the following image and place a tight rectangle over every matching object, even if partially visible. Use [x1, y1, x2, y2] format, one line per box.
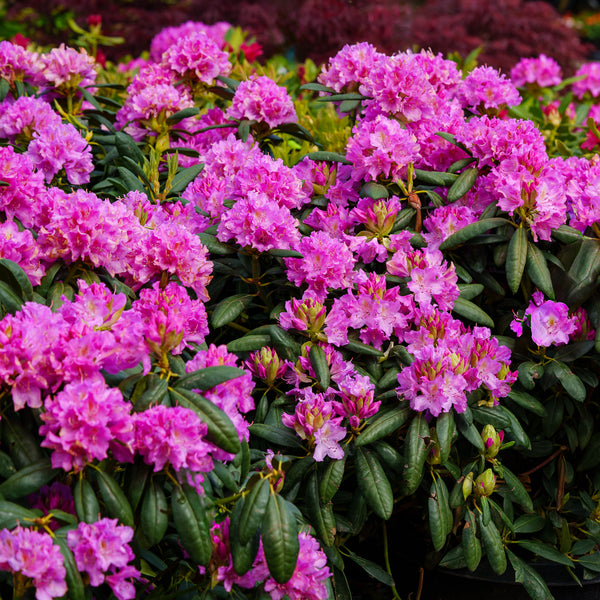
[0, 25, 600, 600]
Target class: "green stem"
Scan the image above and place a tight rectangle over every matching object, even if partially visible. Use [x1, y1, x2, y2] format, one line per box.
[383, 522, 403, 600]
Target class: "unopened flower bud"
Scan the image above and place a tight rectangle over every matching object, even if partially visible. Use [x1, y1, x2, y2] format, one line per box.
[481, 425, 504, 459]
[474, 469, 496, 498]
[247, 347, 286, 387]
[462, 472, 474, 500]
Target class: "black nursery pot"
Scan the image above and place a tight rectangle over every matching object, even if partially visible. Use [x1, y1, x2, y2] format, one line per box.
[429, 563, 600, 600]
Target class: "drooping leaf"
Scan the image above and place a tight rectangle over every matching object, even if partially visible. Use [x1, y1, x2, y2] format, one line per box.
[262, 493, 300, 583]
[355, 447, 394, 519]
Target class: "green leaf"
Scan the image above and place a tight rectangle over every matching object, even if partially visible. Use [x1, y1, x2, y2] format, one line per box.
[114, 131, 146, 165]
[174, 365, 246, 390]
[507, 389, 546, 417]
[95, 468, 134, 527]
[446, 167, 478, 203]
[436, 411, 456, 464]
[439, 218, 508, 251]
[551, 360, 586, 402]
[239, 477, 270, 545]
[0, 500, 42, 530]
[452, 296, 494, 328]
[230, 497, 260, 575]
[414, 169, 458, 186]
[526, 243, 554, 300]
[0, 259, 33, 301]
[170, 387, 241, 454]
[499, 466, 533, 512]
[553, 341, 595, 363]
[478, 512, 507, 575]
[268, 248, 304, 258]
[0, 279, 24, 313]
[74, 477, 100, 524]
[402, 415, 431, 495]
[116, 166, 146, 193]
[309, 344, 331, 391]
[455, 412, 485, 452]
[498, 405, 531, 450]
[227, 334, 272, 352]
[462, 508, 482, 572]
[517, 361, 544, 390]
[565, 238, 600, 307]
[355, 405, 411, 447]
[171, 484, 212, 566]
[211, 293, 254, 328]
[458, 283, 484, 300]
[133, 373, 169, 412]
[306, 471, 336, 547]
[197, 232, 236, 255]
[262, 493, 300, 583]
[125, 461, 150, 512]
[551, 224, 584, 244]
[342, 338, 385, 357]
[516, 540, 575, 568]
[141, 478, 168, 546]
[169, 163, 204, 195]
[506, 226, 528, 294]
[320, 456, 346, 503]
[0, 459, 58, 500]
[512, 514, 545, 534]
[305, 151, 350, 164]
[507, 549, 554, 600]
[439, 546, 467, 569]
[576, 553, 600, 572]
[360, 182, 389, 200]
[345, 549, 395, 586]
[429, 477, 452, 551]
[316, 92, 365, 102]
[299, 82, 336, 93]
[577, 433, 600, 471]
[355, 447, 394, 519]
[166, 107, 200, 123]
[248, 423, 305, 450]
[54, 535, 85, 600]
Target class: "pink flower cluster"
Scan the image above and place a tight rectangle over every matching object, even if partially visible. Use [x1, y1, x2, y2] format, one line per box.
[0, 526, 66, 600]
[67, 519, 141, 600]
[510, 54, 562, 89]
[511, 291, 578, 347]
[226, 75, 297, 128]
[207, 518, 330, 600]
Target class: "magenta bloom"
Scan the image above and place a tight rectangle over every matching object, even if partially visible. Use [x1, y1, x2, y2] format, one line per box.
[39, 43, 97, 93]
[572, 62, 600, 99]
[150, 20, 231, 61]
[512, 291, 578, 347]
[40, 376, 134, 472]
[0, 220, 46, 285]
[457, 65, 521, 114]
[217, 190, 301, 252]
[133, 404, 213, 473]
[0, 526, 66, 600]
[285, 231, 356, 300]
[161, 30, 231, 85]
[263, 531, 331, 600]
[0, 40, 44, 87]
[132, 281, 209, 356]
[186, 344, 255, 446]
[0, 96, 61, 141]
[226, 75, 297, 128]
[510, 54, 562, 89]
[318, 42, 383, 92]
[346, 115, 420, 182]
[282, 389, 346, 461]
[67, 519, 140, 600]
[27, 121, 94, 185]
[333, 373, 381, 429]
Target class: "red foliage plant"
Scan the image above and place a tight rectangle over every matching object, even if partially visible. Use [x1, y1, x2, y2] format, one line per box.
[5, 0, 592, 73]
